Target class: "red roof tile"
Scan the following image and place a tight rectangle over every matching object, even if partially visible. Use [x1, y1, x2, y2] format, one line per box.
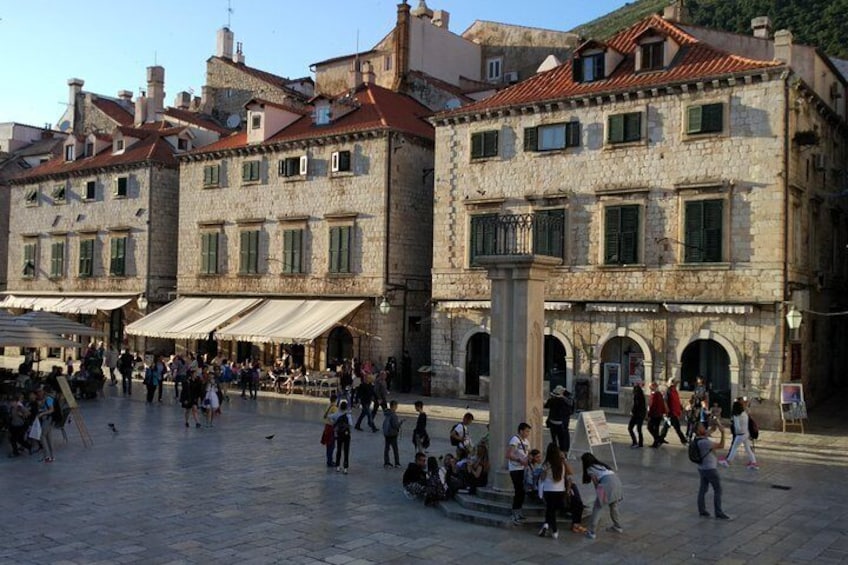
[192, 83, 432, 155]
[164, 107, 231, 134]
[440, 15, 782, 118]
[91, 97, 134, 126]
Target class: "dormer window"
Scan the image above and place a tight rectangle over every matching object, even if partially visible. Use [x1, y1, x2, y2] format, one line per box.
[574, 53, 605, 83]
[85, 142, 94, 157]
[315, 106, 331, 126]
[64, 145, 74, 161]
[251, 114, 262, 129]
[640, 40, 665, 70]
[114, 139, 125, 153]
[178, 138, 190, 151]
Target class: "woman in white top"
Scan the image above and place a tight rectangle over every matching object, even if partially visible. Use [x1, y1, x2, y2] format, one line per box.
[581, 452, 623, 540]
[720, 397, 758, 469]
[538, 443, 566, 539]
[204, 375, 221, 428]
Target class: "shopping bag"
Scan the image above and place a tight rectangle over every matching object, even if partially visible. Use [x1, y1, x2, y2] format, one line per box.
[28, 418, 42, 441]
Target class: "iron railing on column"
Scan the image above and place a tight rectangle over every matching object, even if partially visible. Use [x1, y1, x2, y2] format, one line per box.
[470, 213, 565, 263]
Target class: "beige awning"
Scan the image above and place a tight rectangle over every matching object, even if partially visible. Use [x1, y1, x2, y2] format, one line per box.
[215, 299, 364, 344]
[586, 303, 659, 313]
[0, 293, 134, 314]
[439, 301, 573, 311]
[125, 297, 263, 339]
[663, 303, 754, 315]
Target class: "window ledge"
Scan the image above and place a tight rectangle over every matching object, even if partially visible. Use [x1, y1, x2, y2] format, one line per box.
[281, 176, 308, 183]
[83, 198, 96, 203]
[326, 272, 354, 278]
[197, 273, 223, 278]
[47, 276, 64, 281]
[109, 274, 128, 279]
[677, 262, 731, 271]
[52, 200, 68, 206]
[470, 156, 500, 164]
[202, 184, 221, 190]
[241, 180, 262, 187]
[76, 275, 94, 280]
[330, 171, 354, 179]
[531, 148, 579, 157]
[597, 263, 646, 270]
[279, 272, 308, 277]
[237, 273, 262, 278]
[682, 132, 726, 142]
[112, 194, 127, 200]
[604, 140, 647, 150]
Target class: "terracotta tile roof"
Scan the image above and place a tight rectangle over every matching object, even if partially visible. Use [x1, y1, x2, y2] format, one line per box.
[91, 97, 134, 126]
[439, 15, 782, 118]
[246, 98, 308, 115]
[407, 70, 475, 102]
[212, 57, 308, 100]
[9, 131, 177, 183]
[163, 107, 231, 134]
[192, 83, 432, 155]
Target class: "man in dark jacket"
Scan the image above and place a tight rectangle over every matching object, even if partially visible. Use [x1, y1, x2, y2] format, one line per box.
[628, 381, 647, 448]
[355, 375, 378, 432]
[544, 385, 573, 453]
[382, 400, 402, 468]
[402, 452, 428, 498]
[118, 349, 134, 396]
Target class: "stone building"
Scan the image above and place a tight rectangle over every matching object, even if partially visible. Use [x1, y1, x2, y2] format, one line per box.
[127, 82, 434, 377]
[3, 67, 225, 359]
[428, 10, 848, 425]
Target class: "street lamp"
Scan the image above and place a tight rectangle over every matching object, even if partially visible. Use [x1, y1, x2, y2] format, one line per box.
[786, 305, 802, 341]
[137, 295, 148, 311]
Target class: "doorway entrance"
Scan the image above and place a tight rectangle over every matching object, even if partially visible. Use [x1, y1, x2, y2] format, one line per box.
[543, 335, 567, 394]
[465, 332, 490, 396]
[681, 339, 731, 417]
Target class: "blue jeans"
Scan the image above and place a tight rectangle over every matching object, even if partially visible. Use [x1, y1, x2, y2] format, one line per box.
[698, 468, 723, 514]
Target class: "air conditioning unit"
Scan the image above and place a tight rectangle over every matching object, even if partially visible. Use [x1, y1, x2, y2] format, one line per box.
[814, 153, 827, 171]
[504, 71, 519, 84]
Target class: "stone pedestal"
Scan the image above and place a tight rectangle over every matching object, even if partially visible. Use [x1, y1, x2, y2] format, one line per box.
[477, 254, 560, 491]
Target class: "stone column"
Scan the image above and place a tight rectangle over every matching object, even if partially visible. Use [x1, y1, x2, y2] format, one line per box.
[477, 255, 560, 491]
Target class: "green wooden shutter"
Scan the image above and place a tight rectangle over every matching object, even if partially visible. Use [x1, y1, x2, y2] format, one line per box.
[242, 162, 251, 181]
[703, 200, 723, 262]
[604, 207, 621, 263]
[483, 131, 498, 157]
[340, 226, 350, 273]
[684, 200, 703, 263]
[239, 232, 248, 273]
[608, 115, 624, 143]
[620, 205, 639, 263]
[471, 133, 483, 159]
[624, 112, 641, 141]
[524, 127, 538, 151]
[594, 54, 605, 79]
[687, 106, 702, 134]
[702, 103, 723, 133]
[292, 230, 302, 273]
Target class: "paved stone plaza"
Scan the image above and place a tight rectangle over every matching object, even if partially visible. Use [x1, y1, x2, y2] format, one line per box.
[3, 387, 847, 564]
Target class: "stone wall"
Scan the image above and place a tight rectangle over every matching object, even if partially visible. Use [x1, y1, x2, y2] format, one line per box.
[205, 58, 306, 122]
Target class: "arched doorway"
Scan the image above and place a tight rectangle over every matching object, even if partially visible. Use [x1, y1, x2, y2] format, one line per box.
[465, 332, 489, 396]
[327, 326, 353, 367]
[681, 339, 731, 417]
[543, 335, 567, 394]
[599, 336, 645, 409]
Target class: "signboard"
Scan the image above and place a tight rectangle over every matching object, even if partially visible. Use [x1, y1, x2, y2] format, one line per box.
[627, 353, 644, 386]
[603, 363, 620, 395]
[780, 383, 806, 433]
[55, 376, 79, 409]
[570, 410, 617, 469]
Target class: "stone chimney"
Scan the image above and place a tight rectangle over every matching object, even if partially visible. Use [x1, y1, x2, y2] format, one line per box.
[774, 29, 793, 65]
[146, 66, 165, 122]
[174, 91, 191, 110]
[432, 9, 449, 29]
[410, 0, 433, 20]
[200, 86, 213, 114]
[350, 60, 363, 89]
[216, 27, 234, 60]
[117, 90, 133, 103]
[662, 1, 688, 23]
[67, 78, 84, 130]
[362, 61, 376, 85]
[234, 42, 245, 64]
[134, 93, 147, 125]
[751, 16, 772, 39]
[393, 1, 411, 91]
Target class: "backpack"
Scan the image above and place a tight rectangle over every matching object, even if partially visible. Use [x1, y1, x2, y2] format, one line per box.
[688, 437, 708, 464]
[449, 423, 463, 446]
[748, 416, 759, 440]
[334, 413, 351, 438]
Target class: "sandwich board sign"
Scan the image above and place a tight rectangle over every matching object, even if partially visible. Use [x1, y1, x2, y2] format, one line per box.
[569, 410, 617, 469]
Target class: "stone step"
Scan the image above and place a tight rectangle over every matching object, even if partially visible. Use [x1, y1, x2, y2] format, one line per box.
[437, 499, 515, 529]
[454, 492, 545, 517]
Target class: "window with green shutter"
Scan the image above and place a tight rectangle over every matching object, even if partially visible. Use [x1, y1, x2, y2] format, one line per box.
[110, 236, 127, 276]
[282, 229, 304, 274]
[524, 122, 580, 152]
[50, 242, 65, 278]
[203, 164, 221, 187]
[684, 199, 723, 263]
[470, 130, 499, 159]
[686, 103, 723, 134]
[201, 232, 220, 274]
[469, 213, 498, 266]
[607, 112, 642, 144]
[239, 230, 260, 274]
[534, 209, 565, 258]
[242, 160, 260, 182]
[79, 239, 94, 277]
[604, 205, 639, 264]
[329, 226, 351, 273]
[23, 242, 37, 277]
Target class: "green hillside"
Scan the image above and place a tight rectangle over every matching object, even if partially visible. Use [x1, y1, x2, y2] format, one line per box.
[572, 0, 848, 59]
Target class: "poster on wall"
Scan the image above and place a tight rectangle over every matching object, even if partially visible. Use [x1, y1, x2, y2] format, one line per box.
[781, 383, 804, 404]
[603, 363, 621, 395]
[627, 352, 644, 386]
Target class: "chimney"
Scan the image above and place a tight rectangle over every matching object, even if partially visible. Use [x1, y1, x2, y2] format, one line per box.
[774, 29, 793, 65]
[117, 90, 133, 110]
[146, 66, 165, 122]
[362, 61, 376, 85]
[410, 0, 433, 20]
[662, 1, 688, 23]
[393, 1, 411, 91]
[216, 27, 234, 60]
[751, 16, 772, 39]
[174, 91, 191, 110]
[234, 42, 245, 64]
[350, 60, 363, 89]
[200, 86, 213, 114]
[67, 78, 84, 130]
[432, 9, 449, 29]
[134, 93, 147, 125]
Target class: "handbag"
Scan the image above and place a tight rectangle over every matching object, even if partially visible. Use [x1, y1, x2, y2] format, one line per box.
[320, 423, 334, 445]
[28, 417, 42, 441]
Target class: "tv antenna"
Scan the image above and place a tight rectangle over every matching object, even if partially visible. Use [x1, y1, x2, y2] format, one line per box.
[227, 0, 233, 28]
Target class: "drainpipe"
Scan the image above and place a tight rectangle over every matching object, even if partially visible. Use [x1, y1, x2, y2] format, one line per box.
[384, 133, 393, 287]
[781, 72, 791, 379]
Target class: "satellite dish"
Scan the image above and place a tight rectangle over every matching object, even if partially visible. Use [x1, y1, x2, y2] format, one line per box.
[444, 98, 461, 110]
[58, 120, 71, 132]
[226, 113, 241, 129]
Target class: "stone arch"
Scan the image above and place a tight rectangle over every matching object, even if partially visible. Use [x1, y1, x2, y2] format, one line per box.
[673, 328, 741, 402]
[594, 327, 654, 407]
[458, 323, 491, 397]
[544, 327, 575, 391]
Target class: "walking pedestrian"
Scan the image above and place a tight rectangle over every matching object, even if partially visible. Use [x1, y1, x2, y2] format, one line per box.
[647, 381, 668, 448]
[694, 422, 732, 519]
[581, 452, 623, 540]
[662, 378, 688, 445]
[506, 422, 532, 524]
[412, 400, 429, 453]
[354, 374, 378, 432]
[382, 400, 402, 468]
[719, 397, 759, 469]
[331, 400, 353, 474]
[35, 387, 56, 463]
[321, 393, 339, 467]
[538, 443, 566, 539]
[143, 360, 161, 404]
[628, 381, 646, 448]
[544, 385, 573, 454]
[180, 373, 202, 428]
[118, 348, 134, 396]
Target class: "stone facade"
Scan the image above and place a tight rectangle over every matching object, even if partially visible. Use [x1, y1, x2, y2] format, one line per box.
[429, 70, 848, 426]
[178, 129, 434, 372]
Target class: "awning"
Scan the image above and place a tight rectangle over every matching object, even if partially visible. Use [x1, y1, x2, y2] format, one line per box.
[125, 297, 263, 339]
[439, 301, 573, 311]
[586, 303, 659, 313]
[0, 293, 134, 314]
[215, 299, 364, 344]
[664, 303, 754, 315]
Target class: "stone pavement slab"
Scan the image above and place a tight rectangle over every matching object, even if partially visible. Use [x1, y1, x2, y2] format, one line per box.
[2, 386, 846, 564]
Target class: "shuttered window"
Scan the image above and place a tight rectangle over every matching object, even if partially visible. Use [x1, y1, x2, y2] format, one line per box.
[201, 232, 220, 274]
[50, 242, 65, 278]
[604, 205, 639, 265]
[686, 103, 723, 134]
[79, 239, 94, 277]
[203, 164, 221, 187]
[329, 226, 351, 273]
[607, 112, 642, 144]
[469, 214, 498, 266]
[684, 200, 723, 263]
[241, 160, 260, 182]
[573, 53, 605, 83]
[239, 230, 259, 274]
[534, 209, 565, 259]
[23, 243, 37, 277]
[282, 229, 304, 274]
[110, 236, 127, 276]
[470, 130, 499, 159]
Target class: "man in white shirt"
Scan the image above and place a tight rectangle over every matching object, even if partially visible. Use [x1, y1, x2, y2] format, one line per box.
[506, 422, 532, 524]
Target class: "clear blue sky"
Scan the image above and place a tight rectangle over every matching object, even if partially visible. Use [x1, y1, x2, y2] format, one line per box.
[0, 0, 631, 128]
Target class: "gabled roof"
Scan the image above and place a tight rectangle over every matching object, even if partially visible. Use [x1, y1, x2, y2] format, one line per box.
[91, 97, 134, 126]
[10, 127, 178, 183]
[407, 70, 475, 102]
[191, 83, 433, 156]
[164, 107, 230, 134]
[311, 49, 379, 68]
[211, 57, 308, 100]
[438, 14, 782, 118]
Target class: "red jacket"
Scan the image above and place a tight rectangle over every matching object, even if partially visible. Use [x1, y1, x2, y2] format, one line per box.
[648, 390, 667, 418]
[666, 387, 682, 418]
